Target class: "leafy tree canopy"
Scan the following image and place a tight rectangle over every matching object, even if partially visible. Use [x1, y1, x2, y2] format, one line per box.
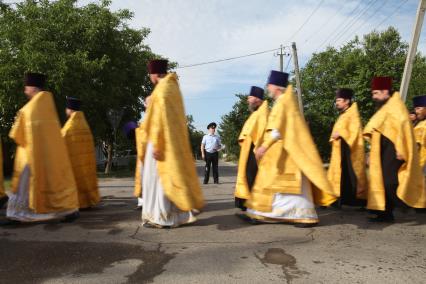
[0, 0, 161, 143]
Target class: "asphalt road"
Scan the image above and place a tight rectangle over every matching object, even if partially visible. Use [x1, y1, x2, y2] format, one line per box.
[1, 161, 426, 283]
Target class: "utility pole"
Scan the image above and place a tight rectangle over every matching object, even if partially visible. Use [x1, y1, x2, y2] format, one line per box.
[291, 42, 304, 114]
[400, 0, 426, 102]
[275, 45, 286, 71]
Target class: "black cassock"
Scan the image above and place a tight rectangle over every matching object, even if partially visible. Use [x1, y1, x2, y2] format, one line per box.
[235, 144, 258, 210]
[338, 139, 366, 207]
[379, 135, 404, 214]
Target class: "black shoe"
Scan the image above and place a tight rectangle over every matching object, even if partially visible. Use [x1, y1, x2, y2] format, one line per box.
[368, 214, 394, 223]
[61, 212, 80, 223]
[355, 207, 366, 212]
[214, 181, 219, 184]
[294, 222, 318, 228]
[203, 181, 208, 185]
[415, 208, 426, 214]
[0, 196, 9, 209]
[0, 219, 21, 226]
[134, 206, 142, 211]
[79, 207, 95, 212]
[330, 201, 341, 210]
[143, 222, 171, 229]
[235, 213, 262, 225]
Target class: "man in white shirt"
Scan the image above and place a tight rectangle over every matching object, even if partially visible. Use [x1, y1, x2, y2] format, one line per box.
[201, 122, 222, 184]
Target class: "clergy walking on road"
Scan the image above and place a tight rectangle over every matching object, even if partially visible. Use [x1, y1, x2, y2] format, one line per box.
[234, 86, 269, 210]
[141, 59, 204, 228]
[61, 97, 100, 209]
[363, 77, 426, 222]
[327, 88, 367, 208]
[2, 73, 79, 225]
[413, 95, 426, 173]
[241, 71, 335, 227]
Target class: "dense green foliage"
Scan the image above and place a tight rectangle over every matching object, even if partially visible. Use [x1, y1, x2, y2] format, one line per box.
[218, 94, 250, 161]
[300, 27, 426, 160]
[187, 115, 204, 159]
[0, 0, 162, 172]
[220, 27, 426, 161]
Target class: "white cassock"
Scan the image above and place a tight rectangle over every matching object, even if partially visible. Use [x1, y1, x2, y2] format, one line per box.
[7, 165, 77, 222]
[141, 143, 196, 227]
[247, 129, 318, 223]
[247, 174, 318, 222]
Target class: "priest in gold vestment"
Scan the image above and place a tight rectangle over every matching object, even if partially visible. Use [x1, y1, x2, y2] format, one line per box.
[413, 95, 426, 172]
[242, 71, 335, 227]
[141, 60, 204, 228]
[364, 77, 426, 222]
[3, 73, 79, 225]
[234, 86, 269, 210]
[327, 88, 367, 208]
[61, 97, 100, 209]
[0, 142, 7, 209]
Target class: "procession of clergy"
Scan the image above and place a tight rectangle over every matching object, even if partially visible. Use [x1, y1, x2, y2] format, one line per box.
[1, 59, 426, 228]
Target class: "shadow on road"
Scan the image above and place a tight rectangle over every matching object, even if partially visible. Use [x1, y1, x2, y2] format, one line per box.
[0, 239, 174, 284]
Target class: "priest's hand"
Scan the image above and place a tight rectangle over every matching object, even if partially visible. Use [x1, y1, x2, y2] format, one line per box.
[396, 152, 404, 161]
[153, 149, 163, 160]
[255, 146, 267, 161]
[331, 132, 340, 140]
[356, 185, 366, 198]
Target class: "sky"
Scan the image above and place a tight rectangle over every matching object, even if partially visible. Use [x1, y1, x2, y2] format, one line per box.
[5, 0, 425, 131]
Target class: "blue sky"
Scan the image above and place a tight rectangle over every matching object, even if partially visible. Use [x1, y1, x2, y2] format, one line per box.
[6, 0, 425, 131]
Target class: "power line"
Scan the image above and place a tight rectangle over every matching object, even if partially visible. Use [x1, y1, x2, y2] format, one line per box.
[176, 46, 288, 69]
[373, 0, 410, 30]
[178, 1, 326, 70]
[285, 54, 292, 71]
[340, 0, 390, 44]
[329, 0, 379, 47]
[176, 47, 284, 69]
[285, 0, 325, 42]
[315, 0, 365, 52]
[303, 2, 347, 44]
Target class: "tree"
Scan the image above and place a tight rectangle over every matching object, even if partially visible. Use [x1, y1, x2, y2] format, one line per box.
[299, 27, 426, 160]
[218, 94, 250, 161]
[186, 115, 204, 159]
[0, 0, 163, 173]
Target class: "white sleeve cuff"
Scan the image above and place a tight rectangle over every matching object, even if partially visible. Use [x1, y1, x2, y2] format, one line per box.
[271, 129, 282, 140]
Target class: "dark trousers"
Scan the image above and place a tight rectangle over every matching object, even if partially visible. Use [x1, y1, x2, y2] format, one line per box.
[204, 151, 219, 183]
[235, 144, 258, 210]
[379, 135, 404, 216]
[338, 140, 366, 207]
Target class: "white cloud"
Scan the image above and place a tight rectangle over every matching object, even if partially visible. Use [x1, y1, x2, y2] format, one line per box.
[103, 0, 419, 100]
[5, 0, 423, 127]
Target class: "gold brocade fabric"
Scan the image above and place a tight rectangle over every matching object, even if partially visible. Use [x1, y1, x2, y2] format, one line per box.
[327, 103, 367, 199]
[142, 73, 204, 211]
[414, 120, 426, 169]
[61, 111, 100, 209]
[134, 123, 148, 198]
[0, 142, 5, 198]
[363, 93, 426, 210]
[9, 91, 78, 213]
[234, 101, 269, 200]
[246, 85, 335, 213]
